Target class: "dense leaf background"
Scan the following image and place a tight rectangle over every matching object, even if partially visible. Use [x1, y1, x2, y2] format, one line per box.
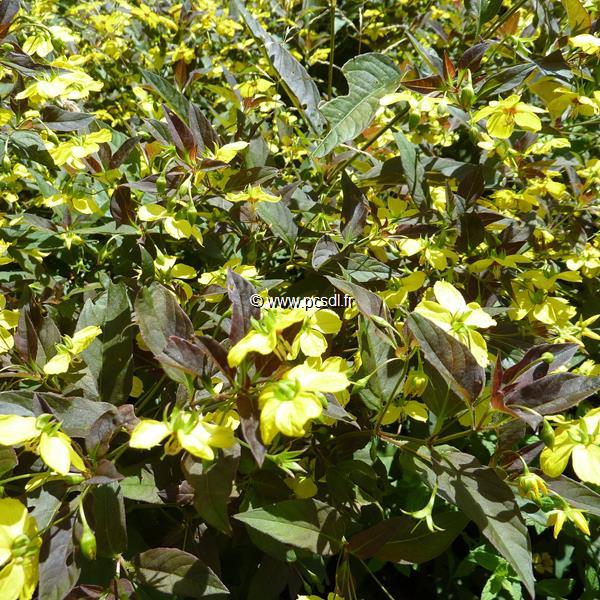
[0, 0, 598, 599]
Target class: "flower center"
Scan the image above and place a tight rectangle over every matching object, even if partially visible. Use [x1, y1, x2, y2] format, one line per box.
[11, 534, 31, 558]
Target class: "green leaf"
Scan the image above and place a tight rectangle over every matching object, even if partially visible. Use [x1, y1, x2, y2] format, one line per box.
[466, 0, 503, 28]
[234, 499, 344, 555]
[561, 0, 591, 34]
[0, 446, 16, 476]
[349, 510, 468, 563]
[232, 0, 325, 134]
[141, 69, 190, 120]
[393, 131, 430, 207]
[120, 465, 162, 504]
[313, 53, 402, 157]
[0, 391, 117, 438]
[407, 313, 485, 404]
[78, 282, 133, 405]
[256, 200, 298, 249]
[417, 449, 535, 597]
[9, 130, 55, 168]
[183, 446, 240, 534]
[92, 482, 128, 558]
[346, 253, 395, 283]
[357, 317, 403, 410]
[135, 548, 229, 598]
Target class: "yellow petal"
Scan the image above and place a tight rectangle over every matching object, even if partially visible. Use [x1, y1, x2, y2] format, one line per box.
[414, 301, 453, 330]
[170, 263, 196, 279]
[433, 281, 466, 315]
[177, 427, 214, 460]
[312, 309, 342, 334]
[572, 444, 600, 486]
[286, 364, 350, 393]
[227, 331, 276, 367]
[70, 325, 102, 354]
[0, 561, 26, 600]
[164, 217, 192, 239]
[129, 420, 170, 449]
[463, 307, 496, 329]
[39, 432, 71, 475]
[540, 433, 574, 478]
[0, 498, 29, 544]
[405, 401, 429, 422]
[299, 330, 328, 357]
[138, 204, 167, 222]
[486, 112, 514, 138]
[514, 110, 542, 132]
[0, 416, 39, 446]
[43, 351, 71, 374]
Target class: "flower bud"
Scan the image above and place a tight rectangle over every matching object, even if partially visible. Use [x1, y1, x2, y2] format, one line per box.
[403, 369, 429, 397]
[540, 419, 555, 449]
[518, 471, 548, 503]
[541, 352, 554, 364]
[79, 524, 97, 560]
[460, 70, 475, 109]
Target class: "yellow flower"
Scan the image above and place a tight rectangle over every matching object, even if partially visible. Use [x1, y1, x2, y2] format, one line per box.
[48, 130, 113, 170]
[258, 362, 350, 444]
[199, 259, 258, 302]
[0, 414, 85, 475]
[380, 400, 429, 425]
[289, 309, 342, 358]
[0, 498, 41, 600]
[540, 408, 600, 485]
[533, 552, 553, 575]
[227, 185, 280, 204]
[568, 34, 600, 55]
[396, 237, 458, 270]
[509, 282, 576, 326]
[129, 409, 236, 460]
[546, 506, 590, 538]
[15, 70, 103, 104]
[380, 272, 426, 309]
[0, 297, 19, 354]
[414, 281, 496, 367]
[565, 244, 600, 278]
[137, 204, 203, 243]
[472, 95, 545, 139]
[227, 308, 305, 367]
[43, 325, 102, 375]
[547, 87, 597, 119]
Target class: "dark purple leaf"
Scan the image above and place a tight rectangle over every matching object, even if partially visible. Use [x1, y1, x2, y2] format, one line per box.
[226, 269, 260, 344]
[407, 313, 485, 404]
[340, 171, 369, 240]
[236, 392, 265, 467]
[505, 374, 600, 429]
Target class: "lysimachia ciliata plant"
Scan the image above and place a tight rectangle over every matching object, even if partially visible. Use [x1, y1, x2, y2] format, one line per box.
[0, 0, 598, 598]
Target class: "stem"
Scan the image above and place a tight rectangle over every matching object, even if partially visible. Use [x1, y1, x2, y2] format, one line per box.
[327, 0, 336, 99]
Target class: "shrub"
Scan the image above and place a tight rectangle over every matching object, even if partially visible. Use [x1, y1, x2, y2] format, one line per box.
[0, 0, 598, 598]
